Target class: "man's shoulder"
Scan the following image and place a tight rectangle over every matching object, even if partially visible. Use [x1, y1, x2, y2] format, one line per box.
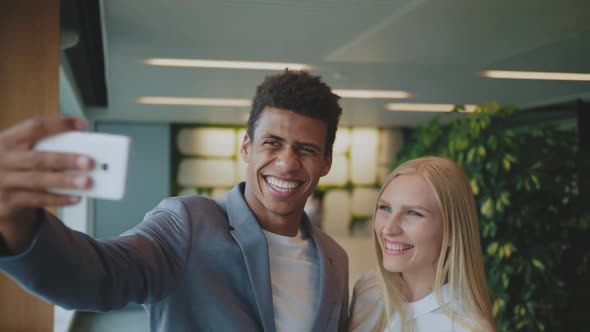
[148, 194, 227, 224]
[311, 227, 348, 262]
[160, 194, 216, 205]
[159, 194, 220, 210]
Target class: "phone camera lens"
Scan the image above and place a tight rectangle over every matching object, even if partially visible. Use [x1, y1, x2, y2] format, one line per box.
[101, 163, 109, 171]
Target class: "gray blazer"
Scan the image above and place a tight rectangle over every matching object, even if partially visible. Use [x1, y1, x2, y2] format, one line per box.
[0, 183, 349, 331]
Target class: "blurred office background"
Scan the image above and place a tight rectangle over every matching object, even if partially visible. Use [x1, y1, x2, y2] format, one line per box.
[1, 0, 589, 331]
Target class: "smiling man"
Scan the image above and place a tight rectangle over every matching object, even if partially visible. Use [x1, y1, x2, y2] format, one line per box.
[243, 107, 331, 236]
[0, 71, 348, 331]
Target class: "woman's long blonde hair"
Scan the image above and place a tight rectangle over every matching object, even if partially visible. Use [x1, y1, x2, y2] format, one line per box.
[372, 156, 495, 331]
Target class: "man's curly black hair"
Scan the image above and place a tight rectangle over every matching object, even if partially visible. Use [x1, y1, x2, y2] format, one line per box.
[247, 70, 342, 155]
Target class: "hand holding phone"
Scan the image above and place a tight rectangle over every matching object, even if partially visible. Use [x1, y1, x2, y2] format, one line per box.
[34, 132, 131, 200]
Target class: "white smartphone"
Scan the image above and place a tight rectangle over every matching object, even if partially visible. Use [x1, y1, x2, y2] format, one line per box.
[33, 132, 131, 200]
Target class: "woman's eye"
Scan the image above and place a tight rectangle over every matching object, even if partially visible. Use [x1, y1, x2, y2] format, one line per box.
[377, 205, 391, 212]
[407, 210, 423, 217]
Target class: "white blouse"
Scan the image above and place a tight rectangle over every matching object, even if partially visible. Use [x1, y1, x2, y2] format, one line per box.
[349, 272, 475, 332]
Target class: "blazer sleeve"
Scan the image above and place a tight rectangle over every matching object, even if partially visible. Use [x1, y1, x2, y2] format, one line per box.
[338, 265, 350, 332]
[0, 197, 195, 311]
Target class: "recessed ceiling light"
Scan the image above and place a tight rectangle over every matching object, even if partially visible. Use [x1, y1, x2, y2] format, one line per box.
[137, 97, 251, 107]
[143, 58, 311, 71]
[333, 89, 411, 99]
[385, 103, 477, 112]
[482, 70, 590, 81]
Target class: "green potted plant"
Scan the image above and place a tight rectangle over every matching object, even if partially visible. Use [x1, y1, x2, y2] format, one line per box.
[395, 102, 590, 331]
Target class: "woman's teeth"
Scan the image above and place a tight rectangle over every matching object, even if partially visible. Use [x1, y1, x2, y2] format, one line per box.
[385, 243, 414, 251]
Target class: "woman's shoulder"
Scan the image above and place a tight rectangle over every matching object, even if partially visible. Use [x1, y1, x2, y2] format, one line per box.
[349, 271, 383, 332]
[353, 271, 380, 294]
[418, 304, 492, 332]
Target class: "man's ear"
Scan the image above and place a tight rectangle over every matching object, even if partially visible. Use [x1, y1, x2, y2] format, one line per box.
[239, 132, 251, 162]
[320, 153, 332, 177]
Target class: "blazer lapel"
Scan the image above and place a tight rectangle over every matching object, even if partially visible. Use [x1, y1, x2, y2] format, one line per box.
[223, 183, 276, 332]
[307, 221, 339, 332]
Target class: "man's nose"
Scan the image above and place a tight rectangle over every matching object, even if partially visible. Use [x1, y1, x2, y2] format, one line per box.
[275, 147, 301, 171]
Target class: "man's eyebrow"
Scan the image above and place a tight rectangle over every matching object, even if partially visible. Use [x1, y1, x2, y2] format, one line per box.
[261, 134, 322, 151]
[261, 134, 285, 141]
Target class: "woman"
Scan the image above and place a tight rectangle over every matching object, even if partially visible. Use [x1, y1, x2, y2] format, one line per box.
[349, 156, 495, 332]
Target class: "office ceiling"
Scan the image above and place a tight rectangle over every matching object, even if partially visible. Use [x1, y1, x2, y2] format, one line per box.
[75, 0, 590, 127]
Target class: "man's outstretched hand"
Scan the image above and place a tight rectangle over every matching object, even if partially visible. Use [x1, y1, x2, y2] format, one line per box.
[0, 117, 94, 253]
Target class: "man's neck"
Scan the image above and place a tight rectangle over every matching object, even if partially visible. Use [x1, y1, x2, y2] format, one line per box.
[241, 182, 304, 237]
[258, 212, 302, 237]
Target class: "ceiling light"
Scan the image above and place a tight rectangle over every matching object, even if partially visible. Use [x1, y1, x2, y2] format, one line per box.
[143, 58, 311, 71]
[482, 70, 590, 81]
[137, 97, 251, 107]
[386, 103, 477, 112]
[333, 89, 411, 99]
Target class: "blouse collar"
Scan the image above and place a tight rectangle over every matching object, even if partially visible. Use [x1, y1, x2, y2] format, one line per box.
[387, 283, 453, 329]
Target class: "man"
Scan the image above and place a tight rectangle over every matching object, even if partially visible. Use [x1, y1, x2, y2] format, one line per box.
[0, 71, 349, 331]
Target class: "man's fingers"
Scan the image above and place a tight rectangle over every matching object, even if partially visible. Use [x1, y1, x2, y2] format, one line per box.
[0, 116, 87, 149]
[0, 150, 94, 171]
[0, 190, 81, 212]
[0, 171, 92, 191]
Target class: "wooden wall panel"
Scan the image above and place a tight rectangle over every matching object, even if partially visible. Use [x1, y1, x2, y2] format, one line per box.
[0, 0, 60, 126]
[0, 0, 60, 330]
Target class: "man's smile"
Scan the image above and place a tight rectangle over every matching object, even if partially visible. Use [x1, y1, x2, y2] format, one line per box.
[264, 175, 303, 192]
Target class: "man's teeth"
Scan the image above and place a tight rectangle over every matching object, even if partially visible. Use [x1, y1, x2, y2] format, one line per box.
[385, 242, 414, 251]
[266, 176, 300, 192]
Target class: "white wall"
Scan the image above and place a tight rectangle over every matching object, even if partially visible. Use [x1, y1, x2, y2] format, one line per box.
[94, 123, 171, 239]
[54, 64, 90, 332]
[54, 197, 91, 332]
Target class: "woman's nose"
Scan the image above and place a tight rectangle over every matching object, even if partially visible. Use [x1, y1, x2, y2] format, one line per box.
[382, 214, 402, 235]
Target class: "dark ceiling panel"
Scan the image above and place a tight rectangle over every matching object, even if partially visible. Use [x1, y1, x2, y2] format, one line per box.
[61, 0, 107, 107]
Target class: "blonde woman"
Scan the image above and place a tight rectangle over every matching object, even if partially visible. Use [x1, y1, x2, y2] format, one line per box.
[349, 156, 496, 332]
